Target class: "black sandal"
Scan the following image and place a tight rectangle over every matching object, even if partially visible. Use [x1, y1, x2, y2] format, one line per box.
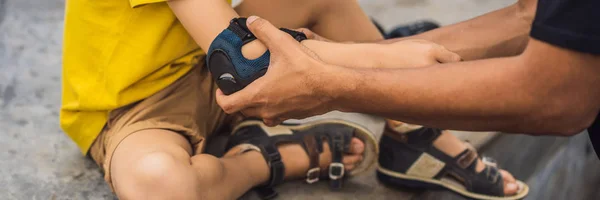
[226, 119, 379, 199]
[376, 122, 529, 200]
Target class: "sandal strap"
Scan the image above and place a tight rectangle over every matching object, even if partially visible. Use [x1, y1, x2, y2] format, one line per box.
[303, 135, 321, 184]
[227, 121, 359, 199]
[384, 121, 442, 147]
[469, 164, 503, 196]
[456, 147, 479, 169]
[254, 140, 285, 200]
[328, 132, 348, 189]
[261, 142, 285, 187]
[429, 143, 504, 196]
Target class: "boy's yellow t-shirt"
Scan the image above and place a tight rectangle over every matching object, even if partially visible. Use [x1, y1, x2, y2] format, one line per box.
[61, 0, 230, 154]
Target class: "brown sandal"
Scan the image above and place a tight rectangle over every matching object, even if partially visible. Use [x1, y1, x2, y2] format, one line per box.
[226, 119, 378, 199]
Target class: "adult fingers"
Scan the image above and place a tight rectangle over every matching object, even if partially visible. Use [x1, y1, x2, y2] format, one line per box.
[246, 16, 295, 51]
[262, 118, 284, 127]
[434, 46, 462, 63]
[215, 86, 256, 114]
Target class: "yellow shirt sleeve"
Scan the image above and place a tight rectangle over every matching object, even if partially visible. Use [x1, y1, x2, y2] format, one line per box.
[129, 0, 166, 8]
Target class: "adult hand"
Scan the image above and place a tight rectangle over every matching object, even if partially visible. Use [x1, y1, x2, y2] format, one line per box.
[216, 16, 338, 126]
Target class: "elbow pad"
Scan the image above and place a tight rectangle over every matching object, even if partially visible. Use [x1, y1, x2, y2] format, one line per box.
[207, 17, 307, 95]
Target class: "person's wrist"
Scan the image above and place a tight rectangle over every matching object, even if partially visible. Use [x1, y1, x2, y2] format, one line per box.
[314, 64, 359, 112]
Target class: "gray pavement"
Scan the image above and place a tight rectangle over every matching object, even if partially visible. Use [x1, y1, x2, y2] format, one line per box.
[0, 0, 517, 199]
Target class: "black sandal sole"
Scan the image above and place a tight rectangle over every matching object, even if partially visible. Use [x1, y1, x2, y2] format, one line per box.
[376, 164, 529, 200]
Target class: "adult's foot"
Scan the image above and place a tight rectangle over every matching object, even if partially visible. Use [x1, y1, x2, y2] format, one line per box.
[381, 120, 523, 197]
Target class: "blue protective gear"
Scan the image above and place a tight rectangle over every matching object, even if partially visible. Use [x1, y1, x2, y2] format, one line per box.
[207, 18, 307, 95]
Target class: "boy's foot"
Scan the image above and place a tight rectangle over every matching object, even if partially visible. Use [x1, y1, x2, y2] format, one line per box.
[224, 119, 379, 199]
[377, 121, 529, 200]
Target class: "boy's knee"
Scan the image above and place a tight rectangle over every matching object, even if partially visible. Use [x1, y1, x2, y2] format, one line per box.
[113, 152, 230, 199]
[132, 152, 181, 181]
[115, 152, 200, 199]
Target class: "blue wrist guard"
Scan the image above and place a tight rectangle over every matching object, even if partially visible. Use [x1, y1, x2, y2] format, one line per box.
[207, 18, 307, 95]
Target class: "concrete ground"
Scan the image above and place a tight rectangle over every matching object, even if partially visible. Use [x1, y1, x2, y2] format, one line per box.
[0, 0, 535, 199]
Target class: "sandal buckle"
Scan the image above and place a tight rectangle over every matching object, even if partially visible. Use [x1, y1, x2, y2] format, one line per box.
[328, 162, 345, 180]
[306, 167, 321, 184]
[482, 156, 497, 168]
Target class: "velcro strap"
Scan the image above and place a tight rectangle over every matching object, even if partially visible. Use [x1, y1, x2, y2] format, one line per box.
[329, 134, 345, 189]
[228, 18, 256, 44]
[408, 127, 442, 145]
[229, 18, 306, 44]
[303, 135, 321, 184]
[261, 143, 285, 187]
[456, 148, 478, 169]
[330, 135, 344, 163]
[486, 165, 500, 183]
[253, 142, 285, 199]
[279, 28, 308, 42]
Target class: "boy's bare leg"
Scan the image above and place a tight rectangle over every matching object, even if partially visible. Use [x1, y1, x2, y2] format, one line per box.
[111, 129, 365, 199]
[234, 0, 383, 42]
[111, 130, 267, 199]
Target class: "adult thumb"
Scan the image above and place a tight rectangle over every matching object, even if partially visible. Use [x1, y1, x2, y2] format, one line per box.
[246, 16, 294, 51]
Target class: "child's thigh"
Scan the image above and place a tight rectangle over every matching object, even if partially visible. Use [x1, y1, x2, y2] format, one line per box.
[87, 63, 231, 192]
[234, 0, 382, 42]
[234, 0, 322, 28]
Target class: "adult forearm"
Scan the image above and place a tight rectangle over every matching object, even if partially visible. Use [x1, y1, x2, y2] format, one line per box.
[335, 57, 534, 132]
[384, 3, 533, 60]
[332, 40, 599, 135]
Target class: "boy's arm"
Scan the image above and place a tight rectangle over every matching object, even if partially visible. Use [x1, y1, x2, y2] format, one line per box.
[383, 0, 537, 61]
[167, 0, 456, 69]
[301, 39, 461, 69]
[168, 0, 240, 50]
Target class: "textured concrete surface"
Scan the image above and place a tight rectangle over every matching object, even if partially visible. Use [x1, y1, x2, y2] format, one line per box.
[0, 0, 569, 199]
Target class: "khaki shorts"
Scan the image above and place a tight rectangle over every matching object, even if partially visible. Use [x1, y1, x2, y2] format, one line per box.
[89, 58, 238, 191]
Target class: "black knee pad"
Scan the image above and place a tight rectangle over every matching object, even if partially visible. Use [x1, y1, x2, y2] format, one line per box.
[207, 17, 307, 95]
